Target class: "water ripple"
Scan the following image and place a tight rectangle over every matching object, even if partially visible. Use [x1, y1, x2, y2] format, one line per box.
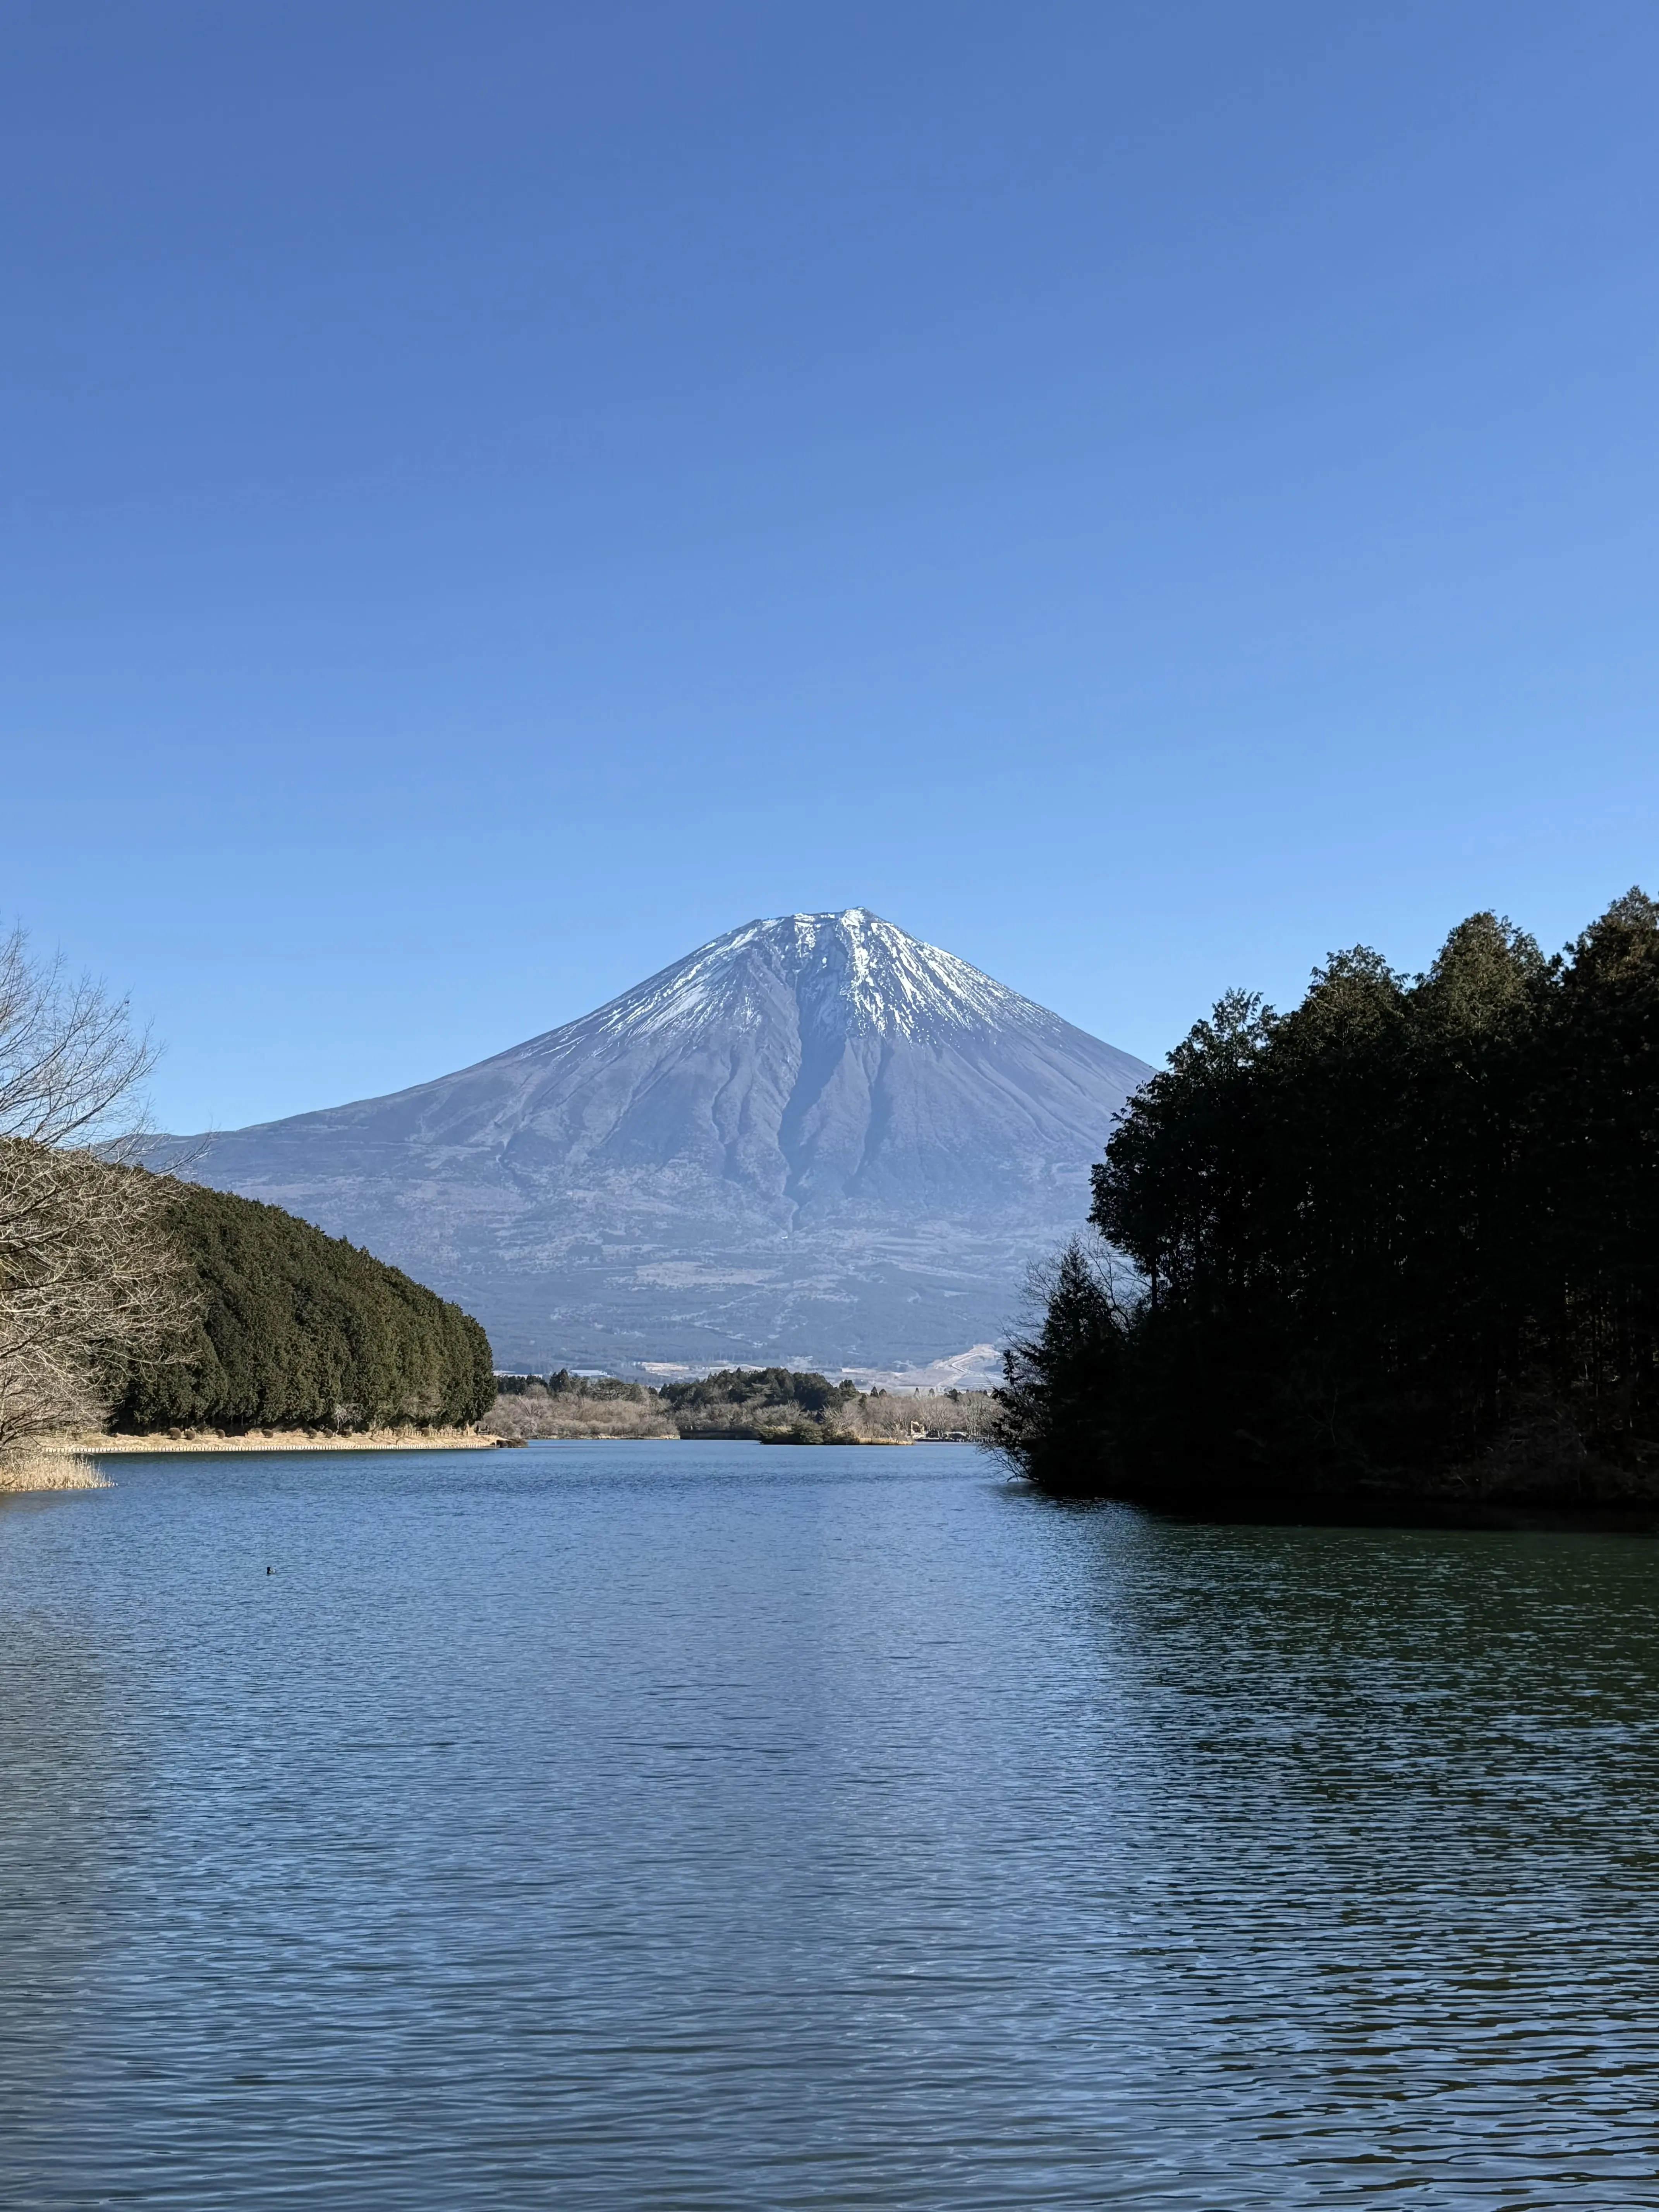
[0, 1446, 1656, 2205]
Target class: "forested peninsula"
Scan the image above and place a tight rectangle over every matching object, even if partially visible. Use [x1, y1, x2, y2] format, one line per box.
[113, 1184, 496, 1436]
[997, 891, 1659, 1510]
[0, 927, 495, 1480]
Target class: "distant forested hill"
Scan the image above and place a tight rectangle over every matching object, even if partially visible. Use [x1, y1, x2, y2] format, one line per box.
[113, 1183, 495, 1433]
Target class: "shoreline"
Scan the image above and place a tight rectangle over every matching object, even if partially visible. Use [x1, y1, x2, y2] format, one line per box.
[47, 1427, 502, 1456]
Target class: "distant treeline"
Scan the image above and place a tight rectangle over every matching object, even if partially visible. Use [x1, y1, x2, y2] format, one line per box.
[997, 892, 1659, 1506]
[658, 1367, 860, 1417]
[114, 1184, 495, 1433]
[496, 1369, 654, 1404]
[488, 1367, 992, 1444]
[496, 1365, 860, 1415]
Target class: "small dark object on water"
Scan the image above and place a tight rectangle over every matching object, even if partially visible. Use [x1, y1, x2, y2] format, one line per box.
[266, 1566, 272, 1574]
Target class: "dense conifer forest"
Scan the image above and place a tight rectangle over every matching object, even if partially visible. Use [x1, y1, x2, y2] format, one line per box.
[112, 1184, 495, 1433]
[996, 891, 1659, 1506]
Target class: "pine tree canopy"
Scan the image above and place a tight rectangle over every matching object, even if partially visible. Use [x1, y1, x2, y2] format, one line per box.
[996, 893, 1659, 1506]
[113, 1183, 495, 1434]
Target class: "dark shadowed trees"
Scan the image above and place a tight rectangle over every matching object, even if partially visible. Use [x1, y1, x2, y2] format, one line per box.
[996, 893, 1659, 1503]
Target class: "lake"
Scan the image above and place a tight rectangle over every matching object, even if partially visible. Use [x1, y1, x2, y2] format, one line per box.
[2, 1441, 1657, 2207]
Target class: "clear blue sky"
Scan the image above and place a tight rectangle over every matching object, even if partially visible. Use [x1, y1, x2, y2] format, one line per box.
[4, 0, 1657, 1131]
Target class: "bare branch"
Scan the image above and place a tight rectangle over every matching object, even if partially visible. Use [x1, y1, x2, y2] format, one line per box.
[0, 927, 158, 1146]
[0, 932, 193, 1448]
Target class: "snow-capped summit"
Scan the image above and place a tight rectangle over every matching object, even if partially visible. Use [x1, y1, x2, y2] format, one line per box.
[590, 909, 1052, 1047]
[151, 911, 1152, 1371]
[521, 908, 1099, 1069]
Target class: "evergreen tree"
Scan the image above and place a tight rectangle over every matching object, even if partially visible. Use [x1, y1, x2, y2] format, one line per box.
[112, 1183, 495, 1433]
[996, 894, 1659, 1504]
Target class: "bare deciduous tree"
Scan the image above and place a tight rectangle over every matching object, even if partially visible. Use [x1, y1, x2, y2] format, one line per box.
[0, 931, 194, 1451]
[0, 929, 160, 1148]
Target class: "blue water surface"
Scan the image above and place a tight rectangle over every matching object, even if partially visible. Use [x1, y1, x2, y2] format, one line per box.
[2, 1441, 1657, 2208]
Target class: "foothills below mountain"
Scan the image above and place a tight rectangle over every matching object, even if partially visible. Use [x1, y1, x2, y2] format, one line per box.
[149, 911, 1151, 1373]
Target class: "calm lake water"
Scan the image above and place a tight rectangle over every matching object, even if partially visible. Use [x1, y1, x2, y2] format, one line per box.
[2, 1442, 1658, 2208]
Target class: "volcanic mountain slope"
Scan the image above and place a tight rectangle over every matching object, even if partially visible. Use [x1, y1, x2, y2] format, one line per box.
[151, 911, 1152, 1371]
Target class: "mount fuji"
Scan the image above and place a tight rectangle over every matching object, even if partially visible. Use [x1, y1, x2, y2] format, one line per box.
[150, 911, 1152, 1372]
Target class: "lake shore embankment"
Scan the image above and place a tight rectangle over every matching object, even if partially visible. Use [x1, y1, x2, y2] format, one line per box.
[46, 1426, 502, 1458]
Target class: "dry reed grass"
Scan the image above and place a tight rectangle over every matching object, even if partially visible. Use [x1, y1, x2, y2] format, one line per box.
[0, 1448, 109, 1492]
[484, 1391, 677, 1442]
